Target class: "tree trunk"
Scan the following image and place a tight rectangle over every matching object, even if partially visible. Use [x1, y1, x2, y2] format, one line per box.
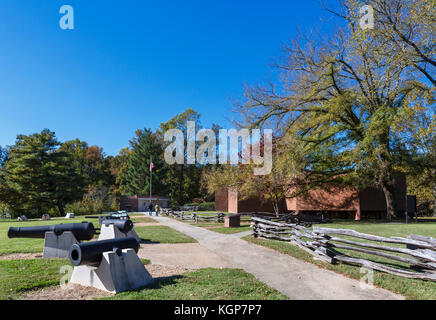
[57, 200, 65, 217]
[272, 200, 279, 217]
[433, 183, 436, 217]
[381, 183, 396, 220]
[178, 164, 184, 206]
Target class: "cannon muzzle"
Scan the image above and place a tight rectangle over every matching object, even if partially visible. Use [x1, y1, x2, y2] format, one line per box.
[69, 237, 140, 267]
[100, 219, 134, 233]
[7, 222, 96, 241]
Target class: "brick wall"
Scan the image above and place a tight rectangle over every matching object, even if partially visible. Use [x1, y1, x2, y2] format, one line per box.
[120, 196, 138, 212]
[214, 189, 229, 212]
[214, 173, 407, 219]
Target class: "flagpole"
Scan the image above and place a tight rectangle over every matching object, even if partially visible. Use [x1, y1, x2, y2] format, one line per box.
[150, 156, 152, 201]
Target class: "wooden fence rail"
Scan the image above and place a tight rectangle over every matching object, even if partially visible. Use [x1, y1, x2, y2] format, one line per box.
[160, 209, 224, 223]
[251, 216, 436, 281]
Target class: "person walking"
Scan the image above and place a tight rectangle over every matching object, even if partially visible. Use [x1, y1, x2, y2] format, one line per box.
[148, 203, 153, 216]
[155, 203, 160, 216]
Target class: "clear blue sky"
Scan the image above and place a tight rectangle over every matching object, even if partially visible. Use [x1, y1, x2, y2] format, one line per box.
[0, 0, 338, 156]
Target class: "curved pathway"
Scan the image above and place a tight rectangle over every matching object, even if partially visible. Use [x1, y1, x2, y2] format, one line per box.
[152, 216, 404, 300]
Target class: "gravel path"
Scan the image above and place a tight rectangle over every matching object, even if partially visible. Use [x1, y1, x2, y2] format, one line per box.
[138, 243, 232, 269]
[0, 253, 43, 260]
[153, 216, 404, 300]
[22, 264, 190, 300]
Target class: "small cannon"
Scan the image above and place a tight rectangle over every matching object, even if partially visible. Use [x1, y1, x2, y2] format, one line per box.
[85, 213, 130, 222]
[98, 218, 140, 242]
[68, 237, 153, 293]
[8, 222, 96, 240]
[100, 219, 134, 233]
[7, 222, 97, 258]
[69, 236, 140, 267]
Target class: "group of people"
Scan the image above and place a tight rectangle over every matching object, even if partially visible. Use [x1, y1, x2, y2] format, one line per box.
[148, 202, 160, 216]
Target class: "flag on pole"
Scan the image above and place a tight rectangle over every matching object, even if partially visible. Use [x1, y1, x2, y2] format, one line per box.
[150, 160, 154, 172]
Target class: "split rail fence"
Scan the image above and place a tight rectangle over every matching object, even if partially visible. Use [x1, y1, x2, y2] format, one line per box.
[160, 209, 224, 223]
[251, 216, 436, 281]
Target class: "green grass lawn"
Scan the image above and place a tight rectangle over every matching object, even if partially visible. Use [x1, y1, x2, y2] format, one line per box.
[211, 225, 252, 234]
[0, 259, 286, 300]
[104, 268, 288, 300]
[0, 258, 69, 300]
[130, 216, 158, 224]
[135, 225, 197, 244]
[314, 220, 436, 238]
[0, 216, 192, 255]
[0, 217, 98, 256]
[243, 220, 436, 300]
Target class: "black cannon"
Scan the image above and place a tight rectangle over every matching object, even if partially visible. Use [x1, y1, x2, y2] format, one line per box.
[85, 213, 131, 223]
[100, 219, 134, 233]
[7, 222, 97, 241]
[69, 237, 140, 267]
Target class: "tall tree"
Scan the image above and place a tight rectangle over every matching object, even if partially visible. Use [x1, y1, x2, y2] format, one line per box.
[113, 147, 134, 195]
[0, 130, 85, 216]
[0, 146, 9, 169]
[234, 0, 434, 219]
[158, 108, 203, 205]
[122, 129, 167, 196]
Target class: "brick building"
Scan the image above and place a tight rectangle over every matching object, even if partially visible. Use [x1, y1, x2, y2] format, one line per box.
[215, 175, 407, 220]
[120, 195, 170, 212]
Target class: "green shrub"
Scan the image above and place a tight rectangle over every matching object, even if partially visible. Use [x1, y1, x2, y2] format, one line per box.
[184, 202, 215, 211]
[0, 202, 13, 219]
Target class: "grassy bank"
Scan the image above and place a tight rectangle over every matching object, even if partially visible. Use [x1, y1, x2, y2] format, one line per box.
[243, 220, 436, 300]
[0, 258, 69, 300]
[135, 225, 197, 244]
[104, 268, 288, 300]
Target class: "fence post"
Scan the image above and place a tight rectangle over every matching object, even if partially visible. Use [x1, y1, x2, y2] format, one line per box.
[252, 220, 258, 238]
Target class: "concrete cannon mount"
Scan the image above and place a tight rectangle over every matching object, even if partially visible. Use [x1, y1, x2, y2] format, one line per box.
[98, 224, 141, 243]
[70, 248, 154, 293]
[43, 231, 79, 258]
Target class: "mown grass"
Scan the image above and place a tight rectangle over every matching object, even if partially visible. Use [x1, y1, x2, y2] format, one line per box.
[211, 226, 252, 234]
[135, 225, 197, 244]
[0, 215, 194, 255]
[103, 268, 288, 300]
[316, 220, 436, 238]
[243, 220, 436, 300]
[130, 216, 158, 224]
[0, 258, 69, 300]
[0, 217, 97, 256]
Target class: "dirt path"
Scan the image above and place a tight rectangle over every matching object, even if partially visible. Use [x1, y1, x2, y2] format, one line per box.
[0, 253, 42, 260]
[22, 264, 191, 300]
[138, 243, 232, 269]
[152, 216, 404, 300]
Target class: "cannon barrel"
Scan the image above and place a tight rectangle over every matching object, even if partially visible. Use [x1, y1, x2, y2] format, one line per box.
[7, 222, 96, 241]
[69, 237, 140, 267]
[85, 214, 130, 221]
[100, 219, 134, 233]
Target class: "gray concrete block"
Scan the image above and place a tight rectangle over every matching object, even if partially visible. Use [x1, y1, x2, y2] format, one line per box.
[69, 249, 154, 293]
[43, 231, 79, 258]
[98, 224, 141, 243]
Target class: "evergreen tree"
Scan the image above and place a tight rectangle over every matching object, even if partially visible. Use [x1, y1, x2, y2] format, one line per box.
[158, 108, 203, 205]
[0, 129, 85, 216]
[123, 129, 167, 196]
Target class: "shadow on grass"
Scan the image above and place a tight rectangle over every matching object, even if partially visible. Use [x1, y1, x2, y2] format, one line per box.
[327, 247, 418, 271]
[417, 219, 436, 223]
[130, 275, 184, 292]
[139, 238, 160, 244]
